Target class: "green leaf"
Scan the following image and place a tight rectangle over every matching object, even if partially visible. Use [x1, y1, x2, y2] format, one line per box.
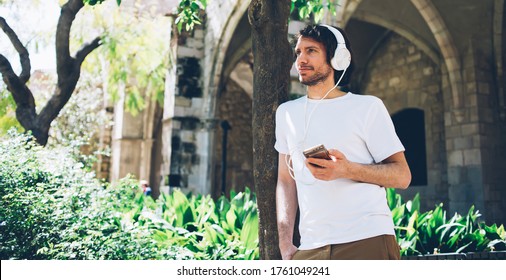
[190, 2, 200, 10]
[386, 188, 396, 210]
[483, 224, 501, 240]
[313, 11, 323, 23]
[216, 196, 231, 219]
[183, 206, 195, 225]
[411, 193, 420, 213]
[406, 210, 418, 237]
[446, 231, 461, 248]
[240, 211, 259, 250]
[225, 208, 237, 231]
[391, 205, 405, 226]
[438, 222, 465, 242]
[299, 6, 309, 19]
[204, 223, 219, 244]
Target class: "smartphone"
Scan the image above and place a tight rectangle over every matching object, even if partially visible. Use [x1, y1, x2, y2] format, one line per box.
[303, 144, 332, 160]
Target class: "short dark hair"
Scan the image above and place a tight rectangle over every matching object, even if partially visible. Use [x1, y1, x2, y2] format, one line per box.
[295, 24, 354, 87]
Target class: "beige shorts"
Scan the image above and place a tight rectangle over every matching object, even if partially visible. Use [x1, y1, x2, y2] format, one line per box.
[292, 234, 400, 260]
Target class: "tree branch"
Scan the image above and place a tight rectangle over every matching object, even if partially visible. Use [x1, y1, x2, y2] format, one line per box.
[0, 16, 38, 141]
[39, 1, 100, 130]
[37, 1, 102, 144]
[248, 0, 267, 29]
[75, 37, 102, 65]
[0, 54, 37, 127]
[56, 0, 84, 78]
[0, 16, 31, 83]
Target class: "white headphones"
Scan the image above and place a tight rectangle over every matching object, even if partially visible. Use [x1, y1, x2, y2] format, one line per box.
[320, 24, 351, 71]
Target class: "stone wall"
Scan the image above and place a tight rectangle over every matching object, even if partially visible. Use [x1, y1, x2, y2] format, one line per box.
[361, 32, 447, 211]
[95, 110, 113, 181]
[213, 79, 254, 198]
[467, 45, 506, 223]
[160, 0, 251, 195]
[164, 26, 208, 194]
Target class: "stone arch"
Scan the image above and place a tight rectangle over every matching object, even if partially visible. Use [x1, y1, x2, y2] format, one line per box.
[341, 0, 463, 109]
[351, 12, 439, 64]
[204, 1, 254, 197]
[203, 0, 251, 120]
[222, 14, 253, 99]
[340, 0, 364, 26]
[410, 0, 463, 109]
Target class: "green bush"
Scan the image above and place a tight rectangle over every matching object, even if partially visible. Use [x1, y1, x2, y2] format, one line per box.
[387, 188, 506, 256]
[0, 132, 258, 260]
[146, 188, 259, 260]
[0, 133, 186, 259]
[7, 131, 503, 260]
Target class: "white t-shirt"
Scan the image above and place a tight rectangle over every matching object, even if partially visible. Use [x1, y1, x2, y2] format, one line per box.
[274, 92, 405, 250]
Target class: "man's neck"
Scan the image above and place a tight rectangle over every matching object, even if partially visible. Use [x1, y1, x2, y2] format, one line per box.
[306, 80, 347, 100]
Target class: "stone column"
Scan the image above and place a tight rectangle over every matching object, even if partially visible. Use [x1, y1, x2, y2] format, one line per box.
[109, 87, 157, 184]
[445, 43, 487, 219]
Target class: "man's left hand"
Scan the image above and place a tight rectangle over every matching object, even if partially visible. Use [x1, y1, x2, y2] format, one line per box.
[305, 149, 349, 181]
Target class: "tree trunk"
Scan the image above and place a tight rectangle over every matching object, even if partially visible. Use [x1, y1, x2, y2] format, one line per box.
[248, 0, 292, 260]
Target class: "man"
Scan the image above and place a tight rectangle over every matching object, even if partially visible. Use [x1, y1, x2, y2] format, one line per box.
[275, 24, 411, 260]
[140, 180, 152, 196]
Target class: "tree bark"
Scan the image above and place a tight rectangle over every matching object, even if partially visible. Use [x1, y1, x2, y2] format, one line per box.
[0, 0, 101, 145]
[248, 0, 292, 260]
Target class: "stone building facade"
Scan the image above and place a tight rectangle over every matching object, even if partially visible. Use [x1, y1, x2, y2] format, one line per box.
[108, 0, 506, 225]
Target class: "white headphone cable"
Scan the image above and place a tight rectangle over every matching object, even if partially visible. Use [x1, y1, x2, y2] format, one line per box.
[285, 68, 347, 183]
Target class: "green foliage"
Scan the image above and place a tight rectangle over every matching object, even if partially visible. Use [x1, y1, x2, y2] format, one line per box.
[37, 178, 194, 260]
[174, 0, 341, 33]
[291, 0, 340, 23]
[175, 0, 207, 32]
[144, 188, 259, 260]
[0, 132, 258, 260]
[6, 129, 504, 259]
[77, 2, 171, 115]
[0, 90, 22, 136]
[387, 188, 506, 256]
[0, 131, 183, 260]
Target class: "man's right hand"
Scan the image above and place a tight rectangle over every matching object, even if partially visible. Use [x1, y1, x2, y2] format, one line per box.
[280, 244, 298, 260]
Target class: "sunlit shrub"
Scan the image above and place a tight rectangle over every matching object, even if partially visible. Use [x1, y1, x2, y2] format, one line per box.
[387, 188, 506, 256]
[0, 132, 258, 260]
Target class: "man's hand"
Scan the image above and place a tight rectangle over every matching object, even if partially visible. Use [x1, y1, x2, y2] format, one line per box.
[305, 150, 411, 188]
[280, 243, 298, 260]
[305, 149, 348, 181]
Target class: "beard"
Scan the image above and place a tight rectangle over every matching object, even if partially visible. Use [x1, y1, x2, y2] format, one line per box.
[299, 67, 333, 86]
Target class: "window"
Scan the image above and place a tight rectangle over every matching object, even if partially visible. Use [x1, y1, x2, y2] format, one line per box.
[392, 108, 428, 186]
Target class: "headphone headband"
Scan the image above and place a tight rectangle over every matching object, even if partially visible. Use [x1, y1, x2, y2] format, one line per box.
[320, 24, 351, 71]
[320, 24, 346, 46]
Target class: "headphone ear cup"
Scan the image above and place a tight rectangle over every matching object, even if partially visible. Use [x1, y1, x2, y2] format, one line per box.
[332, 47, 351, 71]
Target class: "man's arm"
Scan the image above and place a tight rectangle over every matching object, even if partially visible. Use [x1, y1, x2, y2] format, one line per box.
[276, 153, 298, 259]
[306, 150, 411, 189]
